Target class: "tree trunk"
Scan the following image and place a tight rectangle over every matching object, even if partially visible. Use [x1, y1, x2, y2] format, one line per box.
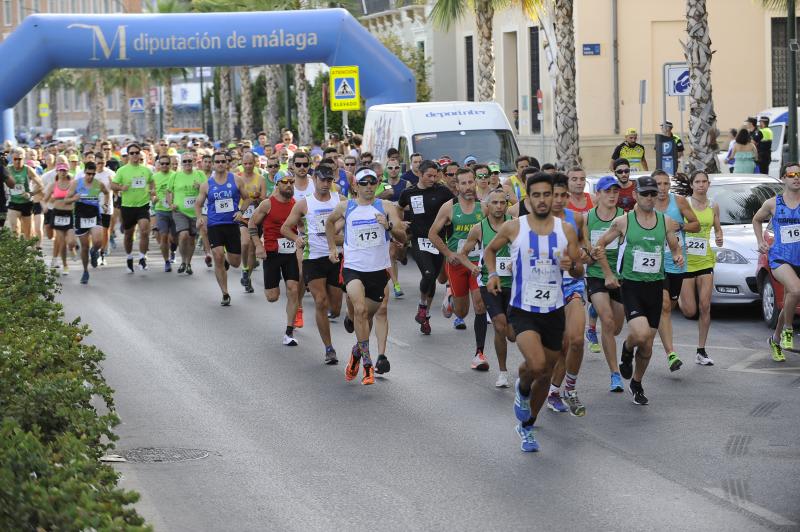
[142, 71, 155, 139]
[227, 67, 238, 140]
[264, 65, 281, 145]
[553, 0, 580, 169]
[536, 3, 559, 95]
[49, 85, 59, 132]
[92, 71, 108, 138]
[294, 63, 311, 145]
[164, 74, 174, 131]
[120, 77, 130, 134]
[683, 0, 719, 173]
[219, 67, 230, 141]
[474, 0, 495, 102]
[239, 66, 253, 141]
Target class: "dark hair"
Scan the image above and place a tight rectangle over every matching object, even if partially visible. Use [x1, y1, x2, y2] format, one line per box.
[446, 161, 460, 171]
[567, 166, 585, 174]
[612, 158, 630, 170]
[127, 142, 141, 152]
[541, 163, 557, 172]
[526, 171, 554, 196]
[411, 152, 423, 160]
[760, 117, 770, 126]
[257, 131, 267, 137]
[386, 147, 400, 159]
[521, 167, 539, 181]
[689, 170, 709, 190]
[735, 128, 750, 145]
[474, 163, 489, 174]
[352, 134, 363, 146]
[419, 160, 439, 174]
[672, 172, 691, 196]
[94, 151, 104, 160]
[552, 172, 569, 189]
[83, 162, 96, 172]
[360, 151, 373, 160]
[782, 161, 800, 176]
[323, 147, 338, 156]
[456, 167, 474, 181]
[291, 150, 309, 163]
[320, 157, 337, 167]
[515, 155, 531, 166]
[746, 117, 758, 127]
[729, 128, 737, 137]
[651, 169, 669, 179]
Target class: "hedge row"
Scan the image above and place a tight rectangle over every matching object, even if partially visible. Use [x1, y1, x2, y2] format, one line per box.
[0, 229, 149, 531]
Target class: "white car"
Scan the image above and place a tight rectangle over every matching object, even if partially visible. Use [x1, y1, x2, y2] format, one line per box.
[53, 128, 81, 145]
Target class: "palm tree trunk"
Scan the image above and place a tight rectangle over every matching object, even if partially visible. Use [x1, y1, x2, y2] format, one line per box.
[49, 85, 59, 132]
[219, 67, 230, 140]
[264, 65, 281, 145]
[474, 0, 496, 102]
[120, 77, 130, 134]
[164, 74, 174, 131]
[294, 64, 311, 145]
[239, 66, 253, 141]
[553, 0, 580, 169]
[141, 71, 154, 139]
[227, 67, 238, 140]
[92, 71, 107, 138]
[683, 0, 719, 173]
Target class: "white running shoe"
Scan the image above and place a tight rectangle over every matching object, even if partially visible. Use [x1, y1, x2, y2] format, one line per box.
[696, 352, 714, 366]
[495, 372, 509, 388]
[283, 334, 298, 347]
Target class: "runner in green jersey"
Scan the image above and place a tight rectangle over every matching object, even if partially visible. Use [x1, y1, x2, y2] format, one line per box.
[153, 154, 176, 272]
[593, 176, 683, 406]
[167, 156, 205, 274]
[6, 147, 43, 238]
[457, 188, 514, 387]
[110, 143, 155, 273]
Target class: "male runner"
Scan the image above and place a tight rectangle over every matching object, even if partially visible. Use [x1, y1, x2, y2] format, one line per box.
[93, 152, 116, 265]
[238, 151, 267, 293]
[386, 157, 410, 298]
[325, 167, 406, 384]
[166, 155, 205, 274]
[593, 176, 684, 405]
[484, 172, 584, 452]
[152, 154, 176, 272]
[613, 158, 636, 212]
[429, 167, 488, 369]
[67, 162, 110, 284]
[198, 153, 214, 268]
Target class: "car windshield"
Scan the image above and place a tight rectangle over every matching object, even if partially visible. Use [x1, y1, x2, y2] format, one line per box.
[412, 130, 519, 172]
[58, 129, 78, 136]
[707, 182, 783, 225]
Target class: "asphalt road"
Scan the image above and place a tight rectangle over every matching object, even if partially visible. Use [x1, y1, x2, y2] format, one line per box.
[53, 245, 800, 532]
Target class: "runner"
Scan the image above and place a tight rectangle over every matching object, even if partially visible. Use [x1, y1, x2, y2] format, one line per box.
[654, 170, 700, 371]
[194, 152, 251, 306]
[166, 155, 204, 274]
[110, 143, 156, 274]
[456, 188, 515, 387]
[289, 150, 316, 328]
[198, 153, 214, 268]
[484, 171, 584, 452]
[474, 164, 493, 203]
[67, 162, 110, 284]
[429, 167, 489, 369]
[6, 147, 44, 238]
[506, 155, 532, 202]
[678, 171, 723, 366]
[753, 162, 800, 362]
[42, 163, 76, 274]
[281, 164, 344, 363]
[593, 176, 684, 405]
[325, 167, 406, 384]
[250, 173, 301, 347]
[93, 152, 116, 266]
[398, 160, 454, 334]
[238, 151, 267, 293]
[613, 158, 637, 212]
[152, 154, 176, 272]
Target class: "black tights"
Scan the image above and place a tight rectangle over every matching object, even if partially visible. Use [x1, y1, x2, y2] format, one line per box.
[412, 244, 445, 299]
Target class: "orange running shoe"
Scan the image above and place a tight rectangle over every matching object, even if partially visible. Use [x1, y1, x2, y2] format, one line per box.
[294, 307, 304, 328]
[362, 364, 375, 385]
[345, 346, 361, 381]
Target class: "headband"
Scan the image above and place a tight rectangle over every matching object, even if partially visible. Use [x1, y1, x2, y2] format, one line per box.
[355, 168, 378, 181]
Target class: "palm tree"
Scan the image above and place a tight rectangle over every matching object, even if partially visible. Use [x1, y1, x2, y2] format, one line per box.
[294, 64, 311, 145]
[218, 66, 232, 140]
[682, 0, 719, 172]
[263, 65, 281, 143]
[39, 69, 75, 132]
[239, 66, 254, 140]
[72, 69, 109, 139]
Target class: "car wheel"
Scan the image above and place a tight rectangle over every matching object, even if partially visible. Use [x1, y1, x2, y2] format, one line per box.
[761, 275, 780, 329]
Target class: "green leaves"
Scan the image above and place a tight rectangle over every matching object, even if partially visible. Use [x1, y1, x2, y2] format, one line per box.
[0, 230, 148, 531]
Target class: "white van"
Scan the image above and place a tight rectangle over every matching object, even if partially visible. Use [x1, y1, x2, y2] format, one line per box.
[362, 102, 520, 172]
[755, 107, 800, 176]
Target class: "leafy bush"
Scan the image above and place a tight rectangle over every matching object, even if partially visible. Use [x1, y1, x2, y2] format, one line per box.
[0, 230, 149, 531]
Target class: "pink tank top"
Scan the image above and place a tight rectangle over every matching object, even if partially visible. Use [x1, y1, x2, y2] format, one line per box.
[52, 183, 69, 200]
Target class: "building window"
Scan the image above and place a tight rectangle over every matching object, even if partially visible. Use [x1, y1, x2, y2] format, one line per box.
[31, 0, 38, 12]
[47, 0, 55, 11]
[62, 89, 70, 111]
[3, 0, 11, 25]
[529, 26, 541, 134]
[771, 17, 800, 107]
[18, 0, 26, 22]
[107, 91, 114, 110]
[465, 35, 474, 102]
[103, 0, 109, 11]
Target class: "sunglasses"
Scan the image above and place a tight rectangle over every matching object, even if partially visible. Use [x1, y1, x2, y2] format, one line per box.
[476, 173, 489, 179]
[278, 178, 295, 185]
[84, 172, 96, 176]
[214, 160, 227, 164]
[12, 157, 22, 161]
[387, 166, 400, 170]
[786, 172, 800, 178]
[160, 162, 169, 165]
[344, 162, 356, 167]
[615, 169, 630, 174]
[267, 164, 279, 169]
[358, 177, 379, 186]
[445, 172, 457, 177]
[638, 190, 657, 197]
[294, 162, 310, 168]
[491, 171, 500, 175]
[128, 151, 140, 155]
[182, 160, 193, 164]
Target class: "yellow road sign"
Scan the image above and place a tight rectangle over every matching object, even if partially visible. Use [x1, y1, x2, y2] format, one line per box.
[329, 66, 360, 111]
[38, 103, 49, 118]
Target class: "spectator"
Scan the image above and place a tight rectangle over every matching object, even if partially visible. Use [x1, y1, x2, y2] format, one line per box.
[724, 127, 737, 172]
[732, 128, 757, 174]
[757, 117, 773, 174]
[610, 128, 648, 171]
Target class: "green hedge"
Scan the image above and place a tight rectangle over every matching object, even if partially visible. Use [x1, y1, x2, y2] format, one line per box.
[0, 229, 149, 531]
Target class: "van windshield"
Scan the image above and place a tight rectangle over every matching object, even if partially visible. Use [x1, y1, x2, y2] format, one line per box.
[412, 130, 519, 172]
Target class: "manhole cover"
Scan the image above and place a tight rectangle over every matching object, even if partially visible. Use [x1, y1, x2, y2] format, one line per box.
[122, 448, 210, 463]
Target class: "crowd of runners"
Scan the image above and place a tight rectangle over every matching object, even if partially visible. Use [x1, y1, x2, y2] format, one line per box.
[2, 132, 799, 453]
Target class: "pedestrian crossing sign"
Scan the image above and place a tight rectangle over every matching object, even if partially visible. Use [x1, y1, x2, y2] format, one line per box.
[129, 97, 145, 113]
[330, 66, 360, 111]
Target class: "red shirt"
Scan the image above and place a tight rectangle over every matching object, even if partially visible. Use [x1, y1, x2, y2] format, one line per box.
[262, 196, 295, 252]
[616, 183, 636, 212]
[567, 192, 593, 213]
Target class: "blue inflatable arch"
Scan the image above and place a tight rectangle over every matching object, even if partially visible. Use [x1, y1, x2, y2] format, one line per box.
[0, 8, 416, 142]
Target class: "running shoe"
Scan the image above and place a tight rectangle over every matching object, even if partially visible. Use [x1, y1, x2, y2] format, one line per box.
[420, 318, 431, 335]
[495, 372, 509, 388]
[471, 349, 489, 371]
[345, 346, 361, 381]
[138, 257, 148, 271]
[221, 294, 231, 306]
[325, 346, 338, 365]
[244, 276, 254, 293]
[393, 283, 404, 298]
[99, 254, 106, 266]
[588, 303, 598, 320]
[126, 258, 134, 274]
[80, 271, 89, 284]
[240, 270, 248, 286]
[375, 354, 390, 374]
[362, 360, 375, 386]
[695, 351, 714, 366]
[514, 378, 531, 422]
[62, 265, 70, 276]
[89, 248, 98, 268]
[619, 341, 634, 380]
[294, 308, 304, 328]
[630, 383, 648, 405]
[441, 289, 453, 318]
[177, 263, 187, 274]
[515, 423, 540, 453]
[50, 257, 59, 270]
[164, 261, 172, 273]
[781, 328, 794, 350]
[343, 315, 355, 333]
[769, 337, 786, 362]
[109, 234, 116, 249]
[546, 392, 568, 413]
[170, 250, 176, 263]
[205, 255, 212, 268]
[283, 334, 298, 347]
[414, 305, 428, 325]
[586, 327, 600, 353]
[186, 264, 193, 275]
[667, 352, 683, 372]
[562, 390, 586, 417]
[453, 317, 467, 330]
[609, 372, 624, 392]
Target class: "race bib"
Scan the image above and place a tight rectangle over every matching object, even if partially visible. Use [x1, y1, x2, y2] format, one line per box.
[214, 198, 234, 213]
[277, 237, 296, 254]
[591, 229, 618, 249]
[201, 201, 208, 215]
[685, 236, 707, 256]
[633, 250, 661, 273]
[80, 217, 96, 229]
[417, 237, 439, 254]
[162, 198, 170, 209]
[11, 184, 25, 195]
[522, 281, 559, 308]
[353, 224, 383, 249]
[497, 256, 512, 276]
[780, 224, 800, 244]
[131, 177, 146, 189]
[457, 238, 480, 258]
[311, 212, 330, 234]
[410, 195, 425, 214]
[243, 204, 255, 218]
[665, 232, 683, 251]
[183, 197, 196, 209]
[54, 215, 71, 227]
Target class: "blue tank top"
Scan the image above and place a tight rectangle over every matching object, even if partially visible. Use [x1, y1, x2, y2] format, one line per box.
[769, 195, 800, 268]
[561, 209, 583, 287]
[206, 172, 240, 227]
[75, 177, 101, 207]
[659, 193, 687, 274]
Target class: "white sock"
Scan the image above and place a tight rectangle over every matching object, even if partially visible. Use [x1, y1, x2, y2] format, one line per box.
[549, 384, 559, 396]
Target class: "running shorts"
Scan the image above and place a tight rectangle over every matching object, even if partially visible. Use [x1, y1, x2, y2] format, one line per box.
[8, 201, 33, 217]
[173, 211, 197, 236]
[480, 286, 511, 319]
[663, 272, 685, 301]
[263, 252, 300, 289]
[51, 208, 74, 231]
[563, 278, 585, 304]
[207, 223, 241, 254]
[508, 306, 565, 352]
[121, 205, 150, 231]
[586, 276, 622, 303]
[303, 255, 343, 288]
[446, 261, 479, 298]
[155, 211, 176, 236]
[621, 279, 663, 329]
[342, 268, 390, 303]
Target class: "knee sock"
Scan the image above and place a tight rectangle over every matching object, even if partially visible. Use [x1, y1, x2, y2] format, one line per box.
[474, 313, 487, 351]
[358, 340, 371, 363]
[565, 372, 577, 392]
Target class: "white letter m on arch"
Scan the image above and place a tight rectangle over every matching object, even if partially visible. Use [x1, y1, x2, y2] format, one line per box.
[67, 23, 128, 61]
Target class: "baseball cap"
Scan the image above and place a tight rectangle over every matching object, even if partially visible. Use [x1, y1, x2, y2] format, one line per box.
[68, 154, 79, 162]
[636, 176, 658, 193]
[120, 147, 128, 155]
[437, 157, 452, 167]
[488, 162, 501, 173]
[596, 175, 621, 192]
[167, 148, 178, 156]
[463, 155, 478, 165]
[625, 128, 638, 136]
[55, 162, 69, 171]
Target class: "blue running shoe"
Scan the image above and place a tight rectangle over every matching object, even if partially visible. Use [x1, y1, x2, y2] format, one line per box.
[515, 423, 540, 452]
[546, 392, 569, 413]
[80, 271, 89, 284]
[586, 327, 600, 353]
[514, 378, 531, 422]
[453, 317, 467, 330]
[609, 372, 624, 393]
